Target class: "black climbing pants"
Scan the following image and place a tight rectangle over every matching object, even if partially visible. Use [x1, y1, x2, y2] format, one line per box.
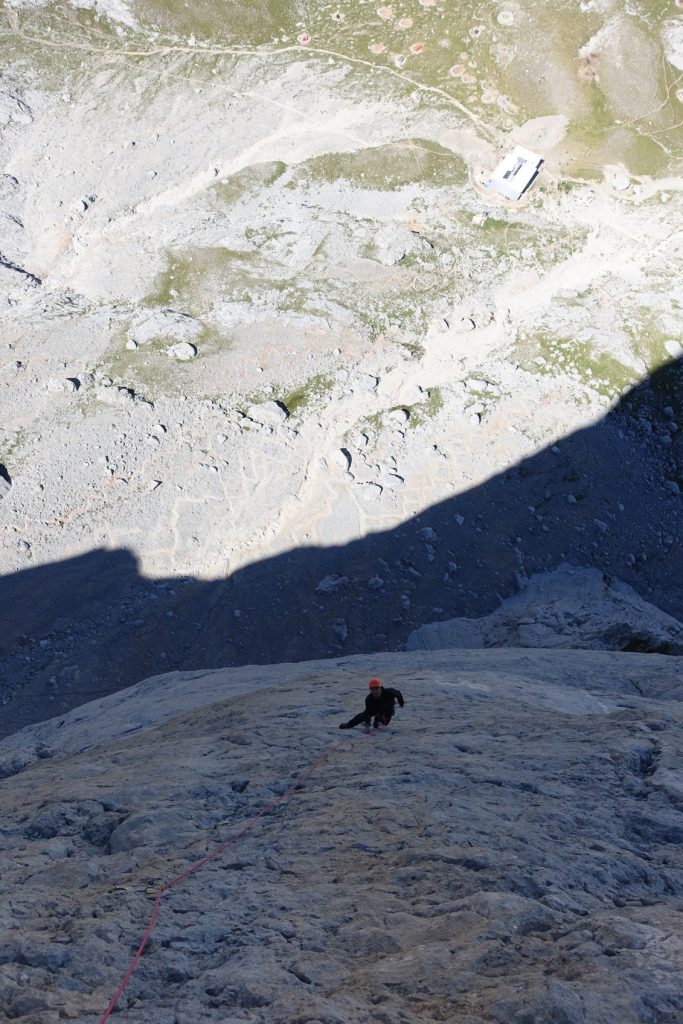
[345, 708, 394, 728]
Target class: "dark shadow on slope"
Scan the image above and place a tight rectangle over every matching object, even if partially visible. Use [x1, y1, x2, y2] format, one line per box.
[1, 356, 681, 738]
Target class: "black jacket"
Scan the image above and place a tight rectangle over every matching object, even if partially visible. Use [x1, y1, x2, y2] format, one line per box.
[363, 687, 404, 722]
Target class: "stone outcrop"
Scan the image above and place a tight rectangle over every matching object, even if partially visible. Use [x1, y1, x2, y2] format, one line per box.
[407, 565, 683, 654]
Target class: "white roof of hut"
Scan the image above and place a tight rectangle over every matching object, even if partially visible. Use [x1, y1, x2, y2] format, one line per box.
[485, 146, 544, 200]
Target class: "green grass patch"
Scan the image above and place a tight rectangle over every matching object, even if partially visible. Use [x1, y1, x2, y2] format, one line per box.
[625, 314, 682, 376]
[134, 0, 294, 45]
[211, 162, 289, 207]
[407, 386, 444, 427]
[279, 373, 336, 415]
[146, 249, 253, 311]
[293, 140, 468, 192]
[514, 333, 637, 399]
[0, 427, 28, 472]
[91, 318, 228, 403]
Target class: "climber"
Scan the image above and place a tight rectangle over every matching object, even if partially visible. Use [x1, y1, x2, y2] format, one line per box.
[339, 677, 405, 730]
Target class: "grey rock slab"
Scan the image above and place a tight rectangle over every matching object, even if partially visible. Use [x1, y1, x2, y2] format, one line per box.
[0, 647, 682, 1023]
[109, 806, 199, 853]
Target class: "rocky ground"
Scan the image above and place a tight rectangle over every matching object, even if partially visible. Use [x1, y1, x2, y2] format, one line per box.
[1, 4, 682, 728]
[1, 647, 683, 1023]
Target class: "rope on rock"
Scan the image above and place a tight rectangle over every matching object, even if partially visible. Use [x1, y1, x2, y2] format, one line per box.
[98, 730, 375, 1022]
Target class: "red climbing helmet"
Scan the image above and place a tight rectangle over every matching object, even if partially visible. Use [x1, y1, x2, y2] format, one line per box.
[368, 677, 382, 689]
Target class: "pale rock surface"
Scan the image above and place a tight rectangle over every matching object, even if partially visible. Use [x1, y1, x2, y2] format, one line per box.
[129, 310, 203, 347]
[167, 342, 198, 362]
[0, 86, 32, 126]
[372, 223, 430, 266]
[407, 565, 683, 654]
[663, 20, 683, 70]
[0, 647, 682, 1023]
[246, 401, 289, 427]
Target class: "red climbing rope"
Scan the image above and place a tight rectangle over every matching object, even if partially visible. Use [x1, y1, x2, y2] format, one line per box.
[98, 731, 374, 1022]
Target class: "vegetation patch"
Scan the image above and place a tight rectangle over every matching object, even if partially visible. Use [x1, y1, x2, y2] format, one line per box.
[92, 318, 227, 403]
[146, 249, 259, 313]
[407, 386, 444, 427]
[211, 162, 289, 207]
[279, 374, 336, 416]
[292, 140, 468, 191]
[513, 332, 637, 399]
[0, 427, 28, 472]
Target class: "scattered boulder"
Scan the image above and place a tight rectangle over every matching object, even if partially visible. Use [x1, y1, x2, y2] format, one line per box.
[352, 373, 379, 393]
[316, 574, 349, 594]
[331, 448, 352, 472]
[388, 407, 410, 425]
[333, 618, 348, 641]
[167, 342, 198, 361]
[46, 377, 79, 394]
[246, 401, 288, 427]
[605, 165, 631, 191]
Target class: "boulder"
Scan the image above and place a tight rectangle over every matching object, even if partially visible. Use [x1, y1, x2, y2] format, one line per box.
[246, 401, 288, 427]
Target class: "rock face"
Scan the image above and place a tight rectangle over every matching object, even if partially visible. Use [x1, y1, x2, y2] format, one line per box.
[407, 565, 683, 654]
[1, 647, 682, 1023]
